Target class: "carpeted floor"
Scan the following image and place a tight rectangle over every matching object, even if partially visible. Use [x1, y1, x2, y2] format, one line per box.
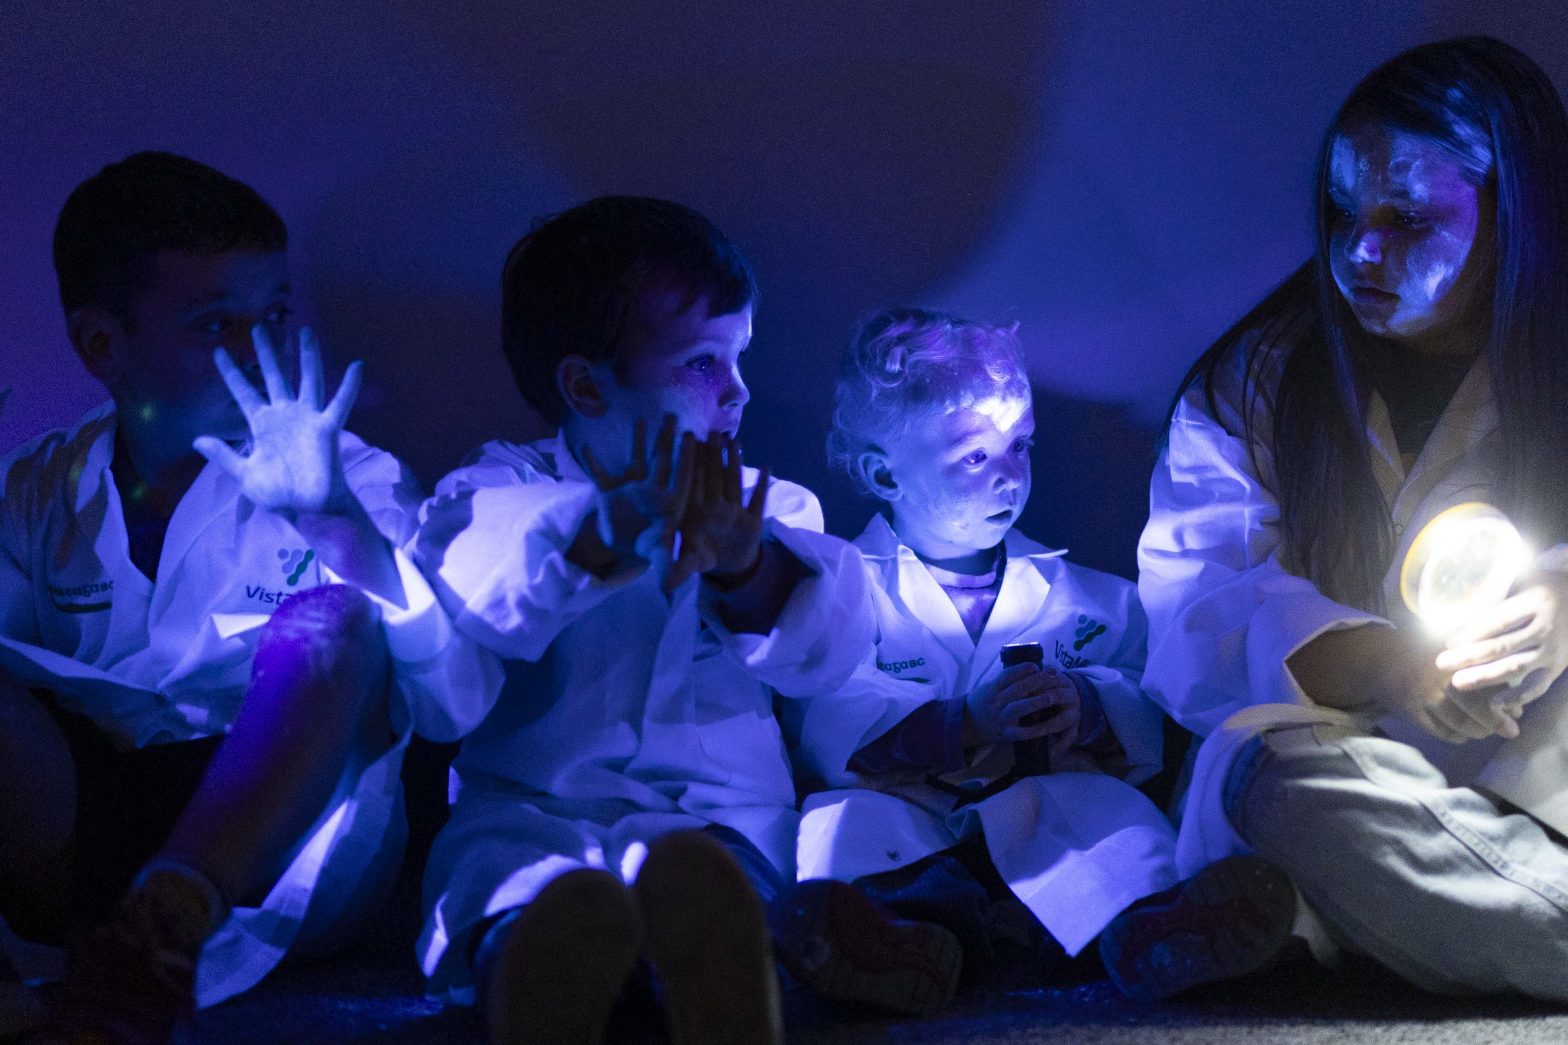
[173, 741, 1568, 1044]
[178, 873, 1568, 1045]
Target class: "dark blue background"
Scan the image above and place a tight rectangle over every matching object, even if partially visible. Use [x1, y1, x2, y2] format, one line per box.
[6, 1, 1566, 576]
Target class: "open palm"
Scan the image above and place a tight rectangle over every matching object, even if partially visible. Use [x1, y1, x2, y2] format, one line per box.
[194, 327, 362, 518]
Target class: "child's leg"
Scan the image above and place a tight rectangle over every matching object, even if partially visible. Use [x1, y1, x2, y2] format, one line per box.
[160, 583, 392, 905]
[633, 831, 782, 1045]
[47, 584, 394, 1042]
[480, 869, 643, 1045]
[0, 675, 77, 942]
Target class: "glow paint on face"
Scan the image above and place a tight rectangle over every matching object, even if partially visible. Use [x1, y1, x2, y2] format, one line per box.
[1327, 126, 1489, 348]
[966, 390, 1030, 433]
[881, 391, 1034, 572]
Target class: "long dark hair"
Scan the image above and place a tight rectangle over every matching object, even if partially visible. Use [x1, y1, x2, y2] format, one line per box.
[1180, 37, 1568, 610]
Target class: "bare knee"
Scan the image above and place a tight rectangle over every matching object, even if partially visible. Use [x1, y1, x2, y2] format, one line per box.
[252, 584, 388, 698]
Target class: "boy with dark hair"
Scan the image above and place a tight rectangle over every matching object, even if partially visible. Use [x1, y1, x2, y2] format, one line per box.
[415, 197, 954, 1044]
[0, 152, 489, 1043]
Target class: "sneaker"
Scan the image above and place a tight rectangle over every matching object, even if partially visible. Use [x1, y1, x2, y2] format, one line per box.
[484, 869, 643, 1045]
[1099, 854, 1295, 1002]
[632, 831, 782, 1045]
[34, 866, 223, 1045]
[771, 879, 962, 1018]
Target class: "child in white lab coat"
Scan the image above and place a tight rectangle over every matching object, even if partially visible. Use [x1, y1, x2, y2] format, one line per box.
[413, 197, 951, 1044]
[0, 153, 487, 1042]
[778, 308, 1294, 1002]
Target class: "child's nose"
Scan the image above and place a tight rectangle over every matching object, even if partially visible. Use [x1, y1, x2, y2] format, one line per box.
[721, 368, 750, 410]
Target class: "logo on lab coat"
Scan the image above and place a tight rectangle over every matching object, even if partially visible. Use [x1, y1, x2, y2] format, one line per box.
[48, 580, 114, 613]
[1073, 614, 1106, 650]
[278, 548, 315, 586]
[877, 655, 929, 681]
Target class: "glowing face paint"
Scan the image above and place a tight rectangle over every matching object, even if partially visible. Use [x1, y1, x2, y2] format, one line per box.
[1326, 126, 1489, 348]
[1399, 502, 1529, 634]
[881, 392, 1034, 573]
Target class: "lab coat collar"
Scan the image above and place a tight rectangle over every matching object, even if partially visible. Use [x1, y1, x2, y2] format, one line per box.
[1364, 355, 1496, 520]
[71, 401, 119, 514]
[856, 513, 1069, 666]
[542, 430, 591, 485]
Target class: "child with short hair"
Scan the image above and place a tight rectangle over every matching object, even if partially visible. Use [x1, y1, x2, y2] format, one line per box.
[778, 308, 1294, 1001]
[0, 152, 488, 1042]
[414, 196, 926, 1044]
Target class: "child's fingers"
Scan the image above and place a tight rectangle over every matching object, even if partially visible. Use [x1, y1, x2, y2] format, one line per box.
[650, 415, 673, 485]
[192, 435, 248, 479]
[746, 463, 770, 522]
[724, 437, 743, 503]
[296, 327, 324, 407]
[664, 433, 698, 541]
[212, 347, 266, 417]
[253, 327, 292, 402]
[1003, 694, 1052, 724]
[322, 359, 362, 429]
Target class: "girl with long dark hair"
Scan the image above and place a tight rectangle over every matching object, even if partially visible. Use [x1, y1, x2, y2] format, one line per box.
[1130, 37, 1568, 1000]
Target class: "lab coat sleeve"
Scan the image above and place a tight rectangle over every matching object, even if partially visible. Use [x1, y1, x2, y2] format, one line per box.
[333, 439, 505, 741]
[788, 650, 957, 788]
[1137, 376, 1383, 739]
[412, 460, 637, 665]
[1065, 582, 1164, 785]
[701, 478, 877, 697]
[0, 453, 38, 646]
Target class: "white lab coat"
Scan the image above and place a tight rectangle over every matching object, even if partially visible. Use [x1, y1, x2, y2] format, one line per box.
[413, 432, 872, 1001]
[785, 514, 1177, 955]
[0, 401, 496, 1004]
[1139, 331, 1565, 874]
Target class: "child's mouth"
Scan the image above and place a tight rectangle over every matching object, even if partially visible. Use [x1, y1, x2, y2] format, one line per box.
[986, 509, 1014, 524]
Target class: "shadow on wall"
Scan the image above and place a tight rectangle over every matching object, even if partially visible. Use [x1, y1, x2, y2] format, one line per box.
[1014, 388, 1161, 580]
[309, 2, 1063, 506]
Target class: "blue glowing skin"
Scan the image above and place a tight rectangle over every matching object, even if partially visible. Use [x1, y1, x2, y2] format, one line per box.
[566, 286, 752, 475]
[874, 393, 1034, 574]
[1327, 127, 1489, 350]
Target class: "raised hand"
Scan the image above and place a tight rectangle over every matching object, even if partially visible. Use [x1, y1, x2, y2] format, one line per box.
[665, 435, 769, 593]
[194, 327, 362, 519]
[578, 414, 696, 566]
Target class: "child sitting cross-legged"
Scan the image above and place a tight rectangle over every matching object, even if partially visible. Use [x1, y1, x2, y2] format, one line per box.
[413, 198, 965, 1044]
[773, 309, 1298, 1007]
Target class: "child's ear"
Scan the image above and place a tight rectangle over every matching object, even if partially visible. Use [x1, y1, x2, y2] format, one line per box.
[556, 355, 608, 419]
[66, 307, 125, 386]
[857, 449, 901, 502]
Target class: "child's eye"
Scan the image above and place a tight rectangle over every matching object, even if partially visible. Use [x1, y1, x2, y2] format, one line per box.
[198, 315, 231, 336]
[685, 354, 715, 372]
[964, 450, 988, 466]
[1395, 210, 1427, 230]
[263, 305, 293, 327]
[1011, 437, 1034, 454]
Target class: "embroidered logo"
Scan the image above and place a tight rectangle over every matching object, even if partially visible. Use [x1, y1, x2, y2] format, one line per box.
[278, 547, 315, 586]
[1073, 614, 1106, 650]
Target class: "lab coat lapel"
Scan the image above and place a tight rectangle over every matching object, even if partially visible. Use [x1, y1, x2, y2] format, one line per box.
[862, 515, 976, 670]
[1391, 359, 1497, 530]
[971, 531, 1061, 675]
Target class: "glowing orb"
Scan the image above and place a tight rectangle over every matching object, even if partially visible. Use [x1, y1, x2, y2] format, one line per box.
[1399, 502, 1528, 634]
